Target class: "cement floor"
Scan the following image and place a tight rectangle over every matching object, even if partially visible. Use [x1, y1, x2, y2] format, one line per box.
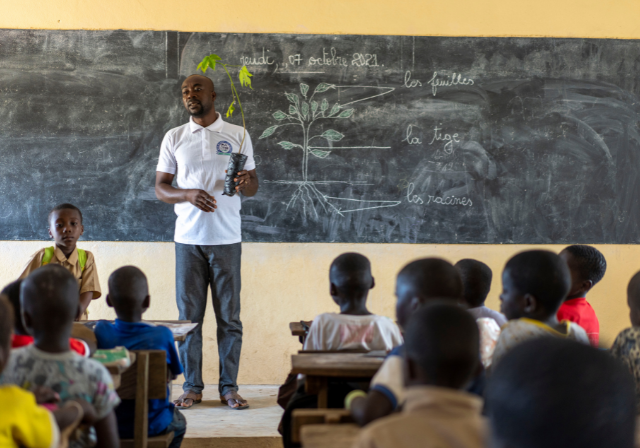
[174, 384, 284, 448]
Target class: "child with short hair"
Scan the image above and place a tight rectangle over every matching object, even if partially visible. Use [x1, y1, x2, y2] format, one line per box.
[557, 245, 606, 347]
[492, 250, 589, 367]
[610, 270, 640, 411]
[2, 279, 90, 356]
[1, 265, 120, 448]
[487, 338, 636, 448]
[94, 266, 186, 448]
[20, 203, 100, 319]
[455, 259, 507, 327]
[353, 302, 486, 448]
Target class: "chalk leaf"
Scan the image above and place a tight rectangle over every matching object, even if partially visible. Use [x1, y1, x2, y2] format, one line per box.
[259, 125, 279, 139]
[337, 109, 354, 119]
[328, 104, 341, 117]
[273, 110, 288, 120]
[320, 99, 329, 111]
[301, 102, 309, 119]
[311, 101, 318, 113]
[321, 129, 344, 142]
[300, 83, 309, 98]
[315, 83, 335, 93]
[285, 93, 299, 105]
[310, 149, 331, 158]
[278, 141, 301, 150]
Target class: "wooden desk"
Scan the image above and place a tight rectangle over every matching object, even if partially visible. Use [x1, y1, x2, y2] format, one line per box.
[290, 321, 312, 345]
[75, 320, 194, 342]
[105, 352, 136, 389]
[290, 353, 385, 408]
[301, 424, 360, 448]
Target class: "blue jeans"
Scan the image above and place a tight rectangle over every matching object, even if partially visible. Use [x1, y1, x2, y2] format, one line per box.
[175, 243, 243, 396]
[164, 407, 187, 448]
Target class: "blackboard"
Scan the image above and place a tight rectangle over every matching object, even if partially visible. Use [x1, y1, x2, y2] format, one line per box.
[0, 30, 639, 243]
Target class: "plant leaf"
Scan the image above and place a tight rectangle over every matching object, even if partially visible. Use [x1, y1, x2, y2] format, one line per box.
[328, 104, 341, 117]
[198, 54, 222, 73]
[310, 149, 331, 158]
[259, 125, 279, 139]
[289, 104, 298, 116]
[301, 102, 309, 119]
[285, 93, 299, 105]
[321, 129, 344, 142]
[311, 101, 318, 113]
[225, 101, 236, 118]
[273, 110, 288, 120]
[320, 99, 329, 111]
[315, 83, 335, 93]
[337, 109, 354, 119]
[239, 65, 253, 89]
[300, 83, 309, 98]
[278, 141, 301, 150]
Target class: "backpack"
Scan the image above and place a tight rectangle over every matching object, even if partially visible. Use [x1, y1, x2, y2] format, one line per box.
[41, 246, 87, 271]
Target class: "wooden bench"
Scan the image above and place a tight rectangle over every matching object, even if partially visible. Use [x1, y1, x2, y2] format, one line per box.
[117, 350, 174, 448]
[300, 424, 360, 448]
[290, 321, 313, 345]
[291, 409, 353, 444]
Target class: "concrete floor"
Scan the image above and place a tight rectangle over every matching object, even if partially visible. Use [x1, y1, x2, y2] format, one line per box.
[174, 385, 284, 448]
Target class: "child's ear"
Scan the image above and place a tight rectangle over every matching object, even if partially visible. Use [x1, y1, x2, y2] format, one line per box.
[329, 283, 338, 296]
[106, 295, 114, 308]
[582, 279, 594, 293]
[48, 228, 54, 239]
[523, 294, 537, 313]
[142, 295, 151, 310]
[409, 296, 422, 313]
[370, 276, 376, 290]
[79, 223, 84, 236]
[22, 309, 34, 336]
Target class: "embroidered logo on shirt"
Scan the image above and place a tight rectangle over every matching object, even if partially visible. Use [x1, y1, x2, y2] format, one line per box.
[216, 141, 233, 155]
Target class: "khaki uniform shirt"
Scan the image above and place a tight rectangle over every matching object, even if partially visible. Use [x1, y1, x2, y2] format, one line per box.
[354, 386, 487, 448]
[20, 246, 101, 299]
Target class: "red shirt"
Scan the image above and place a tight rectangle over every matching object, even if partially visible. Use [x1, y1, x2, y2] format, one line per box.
[11, 334, 89, 357]
[556, 298, 600, 347]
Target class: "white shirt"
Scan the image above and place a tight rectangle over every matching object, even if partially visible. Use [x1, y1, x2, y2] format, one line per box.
[156, 114, 256, 245]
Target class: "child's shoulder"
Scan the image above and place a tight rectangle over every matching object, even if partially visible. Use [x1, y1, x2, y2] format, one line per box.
[0, 384, 34, 402]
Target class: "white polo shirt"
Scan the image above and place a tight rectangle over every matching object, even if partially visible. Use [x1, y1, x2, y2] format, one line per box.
[156, 113, 256, 246]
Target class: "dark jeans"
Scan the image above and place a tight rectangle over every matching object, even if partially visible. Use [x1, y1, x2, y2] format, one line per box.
[164, 407, 187, 448]
[175, 242, 243, 396]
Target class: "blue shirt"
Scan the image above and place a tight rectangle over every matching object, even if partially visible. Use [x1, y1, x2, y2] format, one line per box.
[94, 319, 183, 438]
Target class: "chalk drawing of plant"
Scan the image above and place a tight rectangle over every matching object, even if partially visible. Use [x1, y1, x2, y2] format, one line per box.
[259, 82, 400, 222]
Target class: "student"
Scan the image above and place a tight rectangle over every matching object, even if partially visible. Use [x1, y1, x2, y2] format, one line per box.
[1, 265, 120, 448]
[349, 258, 465, 426]
[486, 337, 636, 448]
[302, 252, 402, 352]
[2, 279, 90, 356]
[492, 250, 589, 367]
[557, 245, 606, 347]
[353, 303, 486, 448]
[0, 294, 101, 448]
[610, 270, 640, 411]
[94, 266, 186, 448]
[20, 204, 100, 320]
[455, 259, 507, 327]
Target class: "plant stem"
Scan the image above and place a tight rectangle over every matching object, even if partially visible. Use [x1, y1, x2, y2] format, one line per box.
[221, 63, 247, 153]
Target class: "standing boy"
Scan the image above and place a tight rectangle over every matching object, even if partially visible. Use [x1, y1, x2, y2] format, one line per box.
[557, 245, 606, 347]
[20, 203, 100, 319]
[94, 266, 186, 448]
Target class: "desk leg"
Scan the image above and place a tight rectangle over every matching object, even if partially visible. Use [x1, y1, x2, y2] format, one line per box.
[306, 376, 329, 408]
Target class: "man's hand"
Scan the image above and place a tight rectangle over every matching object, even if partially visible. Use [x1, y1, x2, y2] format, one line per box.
[225, 169, 259, 197]
[33, 386, 60, 405]
[186, 189, 216, 212]
[233, 170, 251, 193]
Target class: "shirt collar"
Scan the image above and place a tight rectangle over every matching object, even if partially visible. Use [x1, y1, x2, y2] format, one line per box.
[403, 385, 483, 416]
[54, 245, 78, 265]
[189, 113, 224, 133]
[114, 319, 155, 329]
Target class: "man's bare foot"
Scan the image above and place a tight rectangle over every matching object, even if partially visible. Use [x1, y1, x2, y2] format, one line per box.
[174, 391, 202, 410]
[221, 391, 249, 409]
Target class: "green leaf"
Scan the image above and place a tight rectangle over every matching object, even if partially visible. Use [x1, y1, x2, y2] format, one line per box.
[300, 83, 309, 98]
[321, 99, 329, 111]
[328, 104, 341, 117]
[337, 109, 354, 119]
[259, 125, 279, 139]
[289, 105, 298, 116]
[198, 54, 222, 73]
[239, 65, 253, 89]
[311, 101, 318, 113]
[310, 149, 331, 158]
[273, 110, 288, 120]
[321, 129, 344, 142]
[315, 83, 335, 93]
[225, 101, 236, 118]
[285, 93, 299, 105]
[278, 141, 301, 150]
[301, 102, 309, 119]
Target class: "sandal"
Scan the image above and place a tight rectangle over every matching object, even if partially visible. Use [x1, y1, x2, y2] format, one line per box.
[173, 391, 202, 410]
[220, 391, 249, 410]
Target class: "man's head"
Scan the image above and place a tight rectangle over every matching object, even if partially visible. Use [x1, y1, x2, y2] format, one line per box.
[181, 75, 216, 118]
[0, 295, 13, 374]
[626, 271, 640, 327]
[559, 245, 607, 300]
[500, 250, 570, 321]
[329, 253, 374, 306]
[486, 337, 636, 448]
[404, 302, 479, 389]
[107, 266, 150, 322]
[21, 265, 79, 345]
[1, 279, 26, 335]
[395, 258, 463, 328]
[455, 259, 493, 308]
[48, 203, 84, 250]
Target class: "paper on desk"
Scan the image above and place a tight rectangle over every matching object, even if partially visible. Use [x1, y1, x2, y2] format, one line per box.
[154, 322, 198, 337]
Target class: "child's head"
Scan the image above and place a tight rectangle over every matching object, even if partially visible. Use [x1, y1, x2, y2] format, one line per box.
[500, 250, 570, 321]
[107, 266, 150, 322]
[627, 270, 640, 327]
[404, 302, 479, 389]
[455, 259, 493, 308]
[486, 337, 635, 448]
[21, 265, 79, 345]
[1, 279, 26, 335]
[329, 253, 374, 306]
[48, 203, 84, 250]
[395, 258, 463, 328]
[0, 294, 13, 374]
[559, 245, 607, 300]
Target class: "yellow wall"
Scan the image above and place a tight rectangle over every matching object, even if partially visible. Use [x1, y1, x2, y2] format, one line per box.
[1, 0, 639, 385]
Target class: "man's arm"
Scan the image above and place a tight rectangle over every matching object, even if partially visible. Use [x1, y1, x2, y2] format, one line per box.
[155, 171, 216, 212]
[233, 169, 259, 197]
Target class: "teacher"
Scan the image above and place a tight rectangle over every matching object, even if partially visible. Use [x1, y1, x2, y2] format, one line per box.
[155, 74, 258, 409]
